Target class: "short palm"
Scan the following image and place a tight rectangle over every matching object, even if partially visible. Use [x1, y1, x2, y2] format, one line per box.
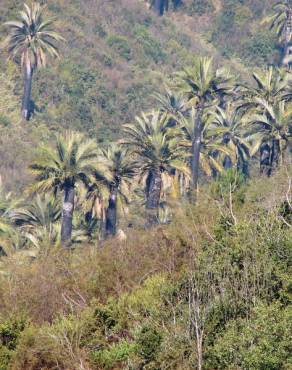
[249, 100, 292, 167]
[90, 144, 137, 236]
[11, 194, 61, 248]
[238, 67, 291, 111]
[211, 104, 251, 172]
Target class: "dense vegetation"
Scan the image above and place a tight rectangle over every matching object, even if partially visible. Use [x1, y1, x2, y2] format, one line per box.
[0, 0, 291, 369]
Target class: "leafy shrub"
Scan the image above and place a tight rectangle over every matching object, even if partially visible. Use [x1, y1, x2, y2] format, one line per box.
[0, 115, 10, 127]
[91, 341, 136, 369]
[205, 303, 292, 370]
[134, 26, 166, 64]
[106, 35, 132, 60]
[187, 0, 214, 16]
[135, 326, 162, 363]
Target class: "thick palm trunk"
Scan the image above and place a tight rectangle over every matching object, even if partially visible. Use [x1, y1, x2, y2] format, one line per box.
[154, 0, 165, 15]
[105, 188, 117, 237]
[21, 63, 33, 121]
[260, 143, 271, 176]
[191, 105, 204, 191]
[271, 138, 280, 171]
[61, 184, 75, 246]
[282, 10, 292, 67]
[145, 169, 162, 226]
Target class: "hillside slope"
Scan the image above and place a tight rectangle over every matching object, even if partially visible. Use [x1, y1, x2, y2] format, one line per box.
[0, 0, 278, 191]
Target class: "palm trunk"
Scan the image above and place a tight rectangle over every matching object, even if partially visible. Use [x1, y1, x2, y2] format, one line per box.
[282, 10, 292, 67]
[191, 105, 204, 191]
[61, 184, 75, 246]
[271, 138, 280, 171]
[106, 187, 117, 237]
[21, 63, 33, 121]
[260, 143, 271, 176]
[145, 169, 162, 226]
[154, 0, 164, 15]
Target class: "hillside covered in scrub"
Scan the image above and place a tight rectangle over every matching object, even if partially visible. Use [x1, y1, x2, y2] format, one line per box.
[0, 0, 291, 369]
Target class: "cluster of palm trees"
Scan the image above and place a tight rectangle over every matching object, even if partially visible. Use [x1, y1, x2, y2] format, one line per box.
[0, 2, 291, 250]
[0, 58, 291, 250]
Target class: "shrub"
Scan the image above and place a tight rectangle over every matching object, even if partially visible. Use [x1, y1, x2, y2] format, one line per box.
[106, 35, 132, 61]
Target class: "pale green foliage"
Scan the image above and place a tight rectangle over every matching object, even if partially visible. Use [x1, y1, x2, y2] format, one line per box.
[3, 2, 64, 69]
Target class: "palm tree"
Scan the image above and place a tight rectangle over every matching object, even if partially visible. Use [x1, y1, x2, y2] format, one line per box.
[264, 0, 292, 67]
[238, 67, 291, 174]
[210, 104, 251, 176]
[29, 131, 99, 246]
[92, 144, 137, 237]
[238, 67, 291, 109]
[3, 2, 64, 120]
[124, 111, 189, 225]
[248, 100, 292, 174]
[178, 109, 234, 180]
[153, 87, 187, 126]
[11, 194, 61, 248]
[147, 0, 181, 15]
[175, 57, 233, 190]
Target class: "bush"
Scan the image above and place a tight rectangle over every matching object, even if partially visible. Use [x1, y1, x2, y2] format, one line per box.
[205, 303, 292, 370]
[135, 326, 162, 363]
[106, 35, 132, 60]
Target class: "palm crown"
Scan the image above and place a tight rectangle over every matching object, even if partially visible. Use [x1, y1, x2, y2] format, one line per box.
[4, 2, 64, 69]
[30, 131, 99, 193]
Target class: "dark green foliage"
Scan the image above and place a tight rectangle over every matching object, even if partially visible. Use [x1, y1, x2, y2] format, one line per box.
[187, 0, 215, 16]
[106, 35, 132, 61]
[205, 303, 292, 370]
[135, 326, 162, 363]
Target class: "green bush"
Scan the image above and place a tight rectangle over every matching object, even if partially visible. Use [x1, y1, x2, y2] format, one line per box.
[135, 325, 162, 363]
[91, 340, 136, 369]
[205, 303, 292, 370]
[134, 26, 166, 64]
[106, 35, 132, 60]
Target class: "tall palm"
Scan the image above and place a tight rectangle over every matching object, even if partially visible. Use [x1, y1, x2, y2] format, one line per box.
[92, 144, 137, 237]
[248, 100, 292, 174]
[29, 131, 99, 246]
[124, 111, 189, 225]
[211, 104, 251, 175]
[3, 2, 64, 120]
[264, 0, 292, 66]
[178, 109, 234, 180]
[175, 57, 233, 190]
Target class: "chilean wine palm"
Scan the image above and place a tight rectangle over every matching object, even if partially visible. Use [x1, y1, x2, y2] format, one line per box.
[264, 0, 292, 66]
[29, 131, 99, 246]
[175, 57, 233, 189]
[238, 67, 291, 174]
[248, 100, 292, 174]
[178, 109, 234, 179]
[211, 104, 251, 175]
[124, 111, 189, 225]
[92, 144, 137, 237]
[3, 2, 64, 120]
[238, 67, 291, 110]
[153, 88, 186, 125]
[11, 194, 61, 248]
